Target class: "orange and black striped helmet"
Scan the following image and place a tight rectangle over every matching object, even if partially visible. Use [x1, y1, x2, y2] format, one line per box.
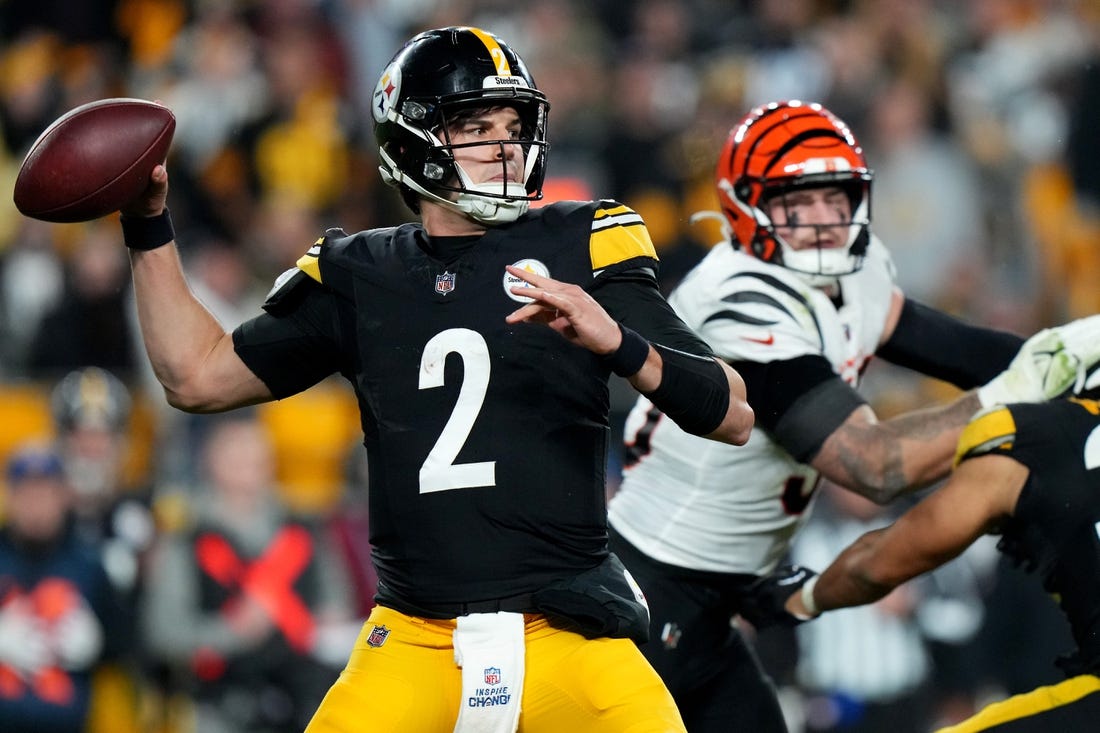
[715, 100, 871, 283]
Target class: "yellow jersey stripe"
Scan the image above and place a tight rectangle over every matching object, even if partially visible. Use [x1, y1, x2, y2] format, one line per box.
[465, 27, 512, 76]
[594, 203, 634, 221]
[1071, 397, 1100, 415]
[590, 204, 658, 271]
[954, 405, 1016, 467]
[935, 674, 1100, 732]
[296, 237, 324, 283]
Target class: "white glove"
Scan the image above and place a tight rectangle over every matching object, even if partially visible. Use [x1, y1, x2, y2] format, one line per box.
[0, 601, 51, 673]
[51, 601, 104, 670]
[978, 315, 1100, 407]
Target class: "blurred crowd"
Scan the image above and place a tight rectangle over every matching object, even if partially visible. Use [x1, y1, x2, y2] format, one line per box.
[0, 1, 1097, 731]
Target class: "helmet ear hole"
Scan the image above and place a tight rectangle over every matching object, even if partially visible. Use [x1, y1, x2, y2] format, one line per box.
[734, 181, 753, 202]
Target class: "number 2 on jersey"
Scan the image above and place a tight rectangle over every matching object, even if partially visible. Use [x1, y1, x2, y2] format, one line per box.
[418, 328, 496, 493]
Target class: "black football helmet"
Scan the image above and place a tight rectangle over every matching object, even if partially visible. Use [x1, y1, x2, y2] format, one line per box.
[372, 26, 550, 224]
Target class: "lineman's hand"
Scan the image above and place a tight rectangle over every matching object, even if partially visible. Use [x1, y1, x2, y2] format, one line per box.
[978, 314, 1100, 407]
[119, 162, 168, 218]
[738, 565, 818, 629]
[504, 265, 622, 354]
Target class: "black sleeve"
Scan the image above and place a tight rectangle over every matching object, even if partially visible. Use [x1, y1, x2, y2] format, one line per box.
[877, 298, 1025, 389]
[734, 355, 867, 461]
[232, 278, 353, 399]
[593, 269, 730, 436]
[590, 269, 716, 357]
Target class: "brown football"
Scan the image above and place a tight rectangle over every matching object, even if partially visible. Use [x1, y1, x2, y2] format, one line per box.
[13, 98, 175, 223]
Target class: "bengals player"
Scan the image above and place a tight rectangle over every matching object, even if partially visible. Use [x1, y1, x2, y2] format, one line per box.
[608, 100, 1100, 732]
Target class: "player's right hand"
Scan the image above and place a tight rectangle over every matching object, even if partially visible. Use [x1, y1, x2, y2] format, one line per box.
[978, 314, 1100, 407]
[504, 265, 623, 355]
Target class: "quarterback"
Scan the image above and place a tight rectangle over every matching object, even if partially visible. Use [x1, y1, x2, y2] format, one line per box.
[116, 25, 752, 733]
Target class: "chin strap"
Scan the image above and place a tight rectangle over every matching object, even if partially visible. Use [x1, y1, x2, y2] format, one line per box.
[378, 158, 531, 225]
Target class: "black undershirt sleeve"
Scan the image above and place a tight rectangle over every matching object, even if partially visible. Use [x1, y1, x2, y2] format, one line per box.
[876, 297, 1024, 389]
[232, 278, 352, 399]
[734, 355, 867, 462]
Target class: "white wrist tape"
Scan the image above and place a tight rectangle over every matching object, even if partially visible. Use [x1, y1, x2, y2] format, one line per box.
[800, 575, 820, 617]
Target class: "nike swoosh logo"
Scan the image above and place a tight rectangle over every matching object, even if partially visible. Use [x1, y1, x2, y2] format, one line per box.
[742, 333, 775, 345]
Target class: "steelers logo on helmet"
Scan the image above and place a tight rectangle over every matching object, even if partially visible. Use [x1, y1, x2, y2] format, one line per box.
[503, 259, 550, 303]
[372, 62, 402, 125]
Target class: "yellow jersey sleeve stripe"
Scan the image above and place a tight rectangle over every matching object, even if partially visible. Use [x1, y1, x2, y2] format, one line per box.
[590, 204, 658, 271]
[935, 674, 1100, 732]
[296, 237, 325, 283]
[466, 27, 512, 75]
[954, 405, 1016, 467]
[1070, 397, 1100, 415]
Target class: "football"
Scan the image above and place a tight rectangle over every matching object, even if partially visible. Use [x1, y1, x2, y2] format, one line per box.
[13, 98, 175, 223]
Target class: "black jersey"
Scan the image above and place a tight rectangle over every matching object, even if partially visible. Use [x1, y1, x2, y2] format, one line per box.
[233, 200, 686, 612]
[956, 398, 1100, 674]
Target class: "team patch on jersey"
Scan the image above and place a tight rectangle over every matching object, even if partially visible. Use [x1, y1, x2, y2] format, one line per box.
[590, 203, 657, 274]
[503, 258, 549, 303]
[436, 271, 457, 295]
[955, 405, 1016, 466]
[366, 624, 390, 647]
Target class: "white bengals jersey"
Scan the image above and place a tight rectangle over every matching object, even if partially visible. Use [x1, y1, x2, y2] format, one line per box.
[609, 235, 897, 575]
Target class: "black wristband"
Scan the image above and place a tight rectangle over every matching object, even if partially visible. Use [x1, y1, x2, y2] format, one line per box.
[602, 324, 650, 377]
[120, 208, 175, 250]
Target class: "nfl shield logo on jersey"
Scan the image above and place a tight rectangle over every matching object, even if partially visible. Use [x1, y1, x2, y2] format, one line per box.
[483, 667, 501, 685]
[366, 624, 390, 647]
[435, 271, 456, 295]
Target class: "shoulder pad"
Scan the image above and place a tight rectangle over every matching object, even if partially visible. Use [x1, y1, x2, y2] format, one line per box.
[295, 228, 349, 284]
[954, 404, 1017, 466]
[590, 200, 658, 273]
[262, 268, 313, 314]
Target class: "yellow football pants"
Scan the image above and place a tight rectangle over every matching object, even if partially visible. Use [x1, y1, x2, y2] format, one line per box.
[305, 605, 686, 733]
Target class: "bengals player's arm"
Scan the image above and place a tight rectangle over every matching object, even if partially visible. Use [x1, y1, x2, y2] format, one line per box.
[788, 453, 1025, 615]
[810, 390, 982, 505]
[125, 165, 274, 412]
